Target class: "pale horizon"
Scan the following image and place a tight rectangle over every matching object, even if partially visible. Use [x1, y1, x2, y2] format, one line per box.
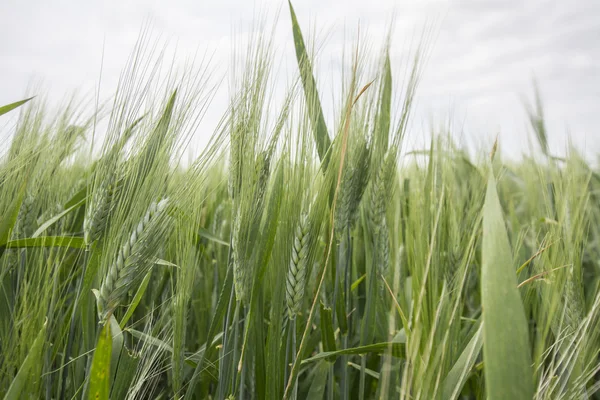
[1, 0, 598, 162]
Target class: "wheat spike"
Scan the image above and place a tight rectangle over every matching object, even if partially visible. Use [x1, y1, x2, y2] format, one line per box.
[368, 153, 391, 235]
[335, 140, 370, 235]
[231, 151, 271, 303]
[253, 151, 270, 211]
[84, 173, 122, 246]
[231, 214, 250, 303]
[228, 122, 243, 200]
[16, 194, 37, 238]
[94, 198, 170, 322]
[286, 214, 310, 319]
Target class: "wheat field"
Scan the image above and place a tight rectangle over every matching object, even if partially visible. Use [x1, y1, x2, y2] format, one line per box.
[1, 3, 599, 400]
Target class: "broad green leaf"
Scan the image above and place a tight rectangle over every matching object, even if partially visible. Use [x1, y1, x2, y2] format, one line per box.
[288, 0, 331, 167]
[481, 171, 533, 400]
[0, 97, 34, 117]
[5, 236, 85, 249]
[442, 323, 483, 400]
[88, 321, 112, 400]
[3, 319, 47, 400]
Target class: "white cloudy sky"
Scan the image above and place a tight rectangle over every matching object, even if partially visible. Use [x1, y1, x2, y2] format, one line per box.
[1, 0, 599, 161]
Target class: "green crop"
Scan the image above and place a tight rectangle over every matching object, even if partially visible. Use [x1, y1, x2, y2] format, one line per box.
[0, 4, 598, 400]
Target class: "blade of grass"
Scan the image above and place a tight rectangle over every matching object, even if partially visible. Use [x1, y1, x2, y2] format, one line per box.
[442, 322, 483, 400]
[3, 319, 47, 400]
[87, 321, 113, 400]
[119, 269, 153, 328]
[32, 198, 86, 237]
[5, 236, 85, 249]
[0, 97, 34, 117]
[288, 0, 331, 167]
[301, 340, 406, 364]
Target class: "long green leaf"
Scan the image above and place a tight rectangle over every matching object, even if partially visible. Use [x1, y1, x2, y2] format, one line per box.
[301, 340, 405, 364]
[3, 319, 47, 400]
[442, 323, 483, 400]
[0, 97, 34, 117]
[88, 321, 112, 400]
[5, 236, 85, 249]
[375, 54, 392, 153]
[64, 186, 88, 209]
[119, 269, 153, 329]
[32, 198, 86, 237]
[198, 227, 229, 247]
[481, 171, 533, 400]
[288, 0, 331, 167]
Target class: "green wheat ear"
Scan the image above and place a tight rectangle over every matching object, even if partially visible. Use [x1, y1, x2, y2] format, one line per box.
[94, 198, 170, 323]
[84, 172, 123, 246]
[286, 214, 310, 319]
[16, 194, 37, 238]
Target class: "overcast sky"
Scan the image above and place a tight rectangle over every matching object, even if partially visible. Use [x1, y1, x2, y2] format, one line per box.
[1, 0, 598, 161]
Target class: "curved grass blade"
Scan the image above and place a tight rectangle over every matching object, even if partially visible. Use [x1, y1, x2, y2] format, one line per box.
[0, 97, 34, 117]
[88, 321, 112, 400]
[64, 186, 88, 208]
[301, 340, 406, 365]
[482, 171, 533, 400]
[3, 319, 47, 400]
[198, 227, 230, 247]
[288, 0, 331, 167]
[32, 198, 86, 237]
[119, 269, 153, 329]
